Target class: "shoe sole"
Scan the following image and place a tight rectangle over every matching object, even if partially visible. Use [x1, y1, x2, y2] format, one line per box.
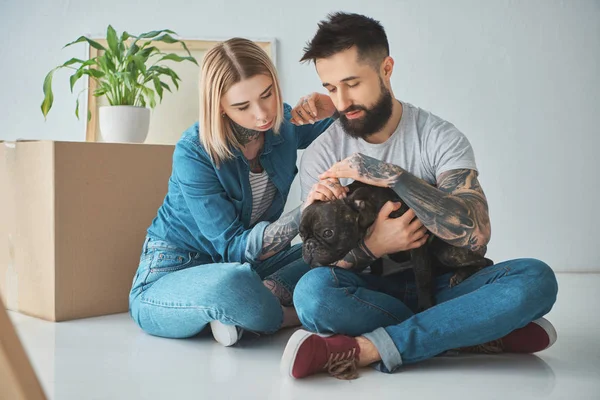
[280, 329, 314, 378]
[532, 317, 557, 349]
[210, 321, 240, 347]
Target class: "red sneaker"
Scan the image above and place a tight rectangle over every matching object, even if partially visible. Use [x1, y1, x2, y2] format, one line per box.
[459, 317, 557, 354]
[280, 329, 361, 380]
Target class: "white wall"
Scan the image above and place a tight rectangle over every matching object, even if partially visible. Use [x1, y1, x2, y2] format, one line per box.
[1, 0, 599, 272]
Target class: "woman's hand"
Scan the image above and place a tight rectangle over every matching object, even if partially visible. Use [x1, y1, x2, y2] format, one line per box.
[290, 92, 336, 125]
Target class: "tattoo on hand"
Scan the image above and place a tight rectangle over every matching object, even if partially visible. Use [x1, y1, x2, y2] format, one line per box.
[260, 207, 301, 259]
[334, 239, 377, 272]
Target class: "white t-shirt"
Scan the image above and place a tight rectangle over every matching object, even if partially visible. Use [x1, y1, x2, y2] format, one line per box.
[299, 100, 478, 273]
[299, 101, 478, 200]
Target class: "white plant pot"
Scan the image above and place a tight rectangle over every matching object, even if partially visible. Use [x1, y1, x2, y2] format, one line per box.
[98, 105, 151, 143]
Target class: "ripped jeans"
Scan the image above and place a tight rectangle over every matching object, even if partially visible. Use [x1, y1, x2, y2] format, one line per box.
[129, 235, 309, 338]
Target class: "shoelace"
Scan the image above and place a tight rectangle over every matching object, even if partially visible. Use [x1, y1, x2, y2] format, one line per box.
[325, 348, 359, 380]
[459, 339, 504, 354]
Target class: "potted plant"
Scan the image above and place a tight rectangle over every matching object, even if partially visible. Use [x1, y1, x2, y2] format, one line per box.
[41, 26, 198, 143]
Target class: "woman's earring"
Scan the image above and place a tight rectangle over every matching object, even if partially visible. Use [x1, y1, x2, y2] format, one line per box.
[221, 113, 226, 118]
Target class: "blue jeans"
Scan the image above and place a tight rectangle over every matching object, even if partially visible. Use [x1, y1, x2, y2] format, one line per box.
[293, 258, 558, 373]
[129, 236, 310, 338]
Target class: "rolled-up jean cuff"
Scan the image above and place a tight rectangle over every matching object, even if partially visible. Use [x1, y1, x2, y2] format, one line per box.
[244, 221, 270, 264]
[362, 327, 403, 373]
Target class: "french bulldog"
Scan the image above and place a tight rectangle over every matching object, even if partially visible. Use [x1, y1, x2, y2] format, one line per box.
[299, 181, 493, 311]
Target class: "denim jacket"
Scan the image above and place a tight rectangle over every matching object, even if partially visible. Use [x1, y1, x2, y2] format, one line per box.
[146, 103, 333, 265]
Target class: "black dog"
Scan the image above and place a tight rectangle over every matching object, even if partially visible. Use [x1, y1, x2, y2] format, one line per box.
[299, 181, 493, 311]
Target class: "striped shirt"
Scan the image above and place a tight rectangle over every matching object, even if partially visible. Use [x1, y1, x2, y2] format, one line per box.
[249, 170, 277, 225]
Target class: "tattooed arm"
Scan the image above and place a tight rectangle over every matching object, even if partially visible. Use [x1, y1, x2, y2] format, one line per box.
[333, 239, 379, 272]
[320, 153, 491, 255]
[258, 206, 302, 261]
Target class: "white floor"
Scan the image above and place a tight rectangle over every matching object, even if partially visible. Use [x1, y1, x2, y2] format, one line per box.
[9, 273, 600, 400]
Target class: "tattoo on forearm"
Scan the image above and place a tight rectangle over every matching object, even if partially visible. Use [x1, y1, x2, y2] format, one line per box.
[259, 206, 301, 260]
[334, 239, 377, 272]
[263, 279, 293, 306]
[348, 154, 491, 253]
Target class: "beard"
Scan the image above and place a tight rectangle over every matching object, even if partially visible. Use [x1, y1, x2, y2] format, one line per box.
[339, 79, 394, 140]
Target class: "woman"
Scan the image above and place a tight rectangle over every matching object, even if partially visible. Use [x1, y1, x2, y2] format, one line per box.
[128, 37, 343, 346]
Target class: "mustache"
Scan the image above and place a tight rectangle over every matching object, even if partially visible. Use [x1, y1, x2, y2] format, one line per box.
[340, 104, 367, 115]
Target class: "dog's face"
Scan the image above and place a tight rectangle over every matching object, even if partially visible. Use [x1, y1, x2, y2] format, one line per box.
[299, 191, 378, 267]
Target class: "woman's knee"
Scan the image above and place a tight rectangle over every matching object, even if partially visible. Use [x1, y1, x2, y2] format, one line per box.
[132, 265, 282, 337]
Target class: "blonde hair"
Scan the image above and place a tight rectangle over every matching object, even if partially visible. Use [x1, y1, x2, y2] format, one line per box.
[199, 37, 284, 165]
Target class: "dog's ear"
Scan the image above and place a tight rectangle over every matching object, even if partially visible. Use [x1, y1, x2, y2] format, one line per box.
[350, 199, 366, 212]
[345, 191, 378, 231]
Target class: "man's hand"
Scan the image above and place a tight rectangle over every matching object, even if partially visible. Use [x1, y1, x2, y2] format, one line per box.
[319, 153, 399, 188]
[290, 92, 337, 126]
[320, 153, 490, 254]
[301, 178, 348, 212]
[364, 201, 429, 258]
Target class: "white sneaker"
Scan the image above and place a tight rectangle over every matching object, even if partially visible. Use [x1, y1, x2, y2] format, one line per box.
[210, 320, 243, 347]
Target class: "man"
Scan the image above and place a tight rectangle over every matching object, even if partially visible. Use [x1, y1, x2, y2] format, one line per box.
[281, 12, 558, 380]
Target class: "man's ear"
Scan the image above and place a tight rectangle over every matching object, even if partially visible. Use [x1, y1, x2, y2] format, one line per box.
[381, 56, 394, 79]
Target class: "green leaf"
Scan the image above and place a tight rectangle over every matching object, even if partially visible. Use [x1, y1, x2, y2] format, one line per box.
[153, 76, 163, 101]
[62, 58, 85, 67]
[85, 69, 105, 79]
[157, 53, 198, 65]
[147, 66, 180, 89]
[164, 68, 180, 90]
[63, 36, 106, 51]
[88, 110, 92, 121]
[121, 31, 131, 42]
[106, 25, 119, 57]
[139, 85, 156, 109]
[126, 42, 140, 58]
[97, 53, 115, 74]
[131, 55, 147, 74]
[69, 68, 105, 93]
[151, 34, 179, 45]
[69, 69, 85, 92]
[160, 81, 172, 92]
[41, 68, 58, 119]
[94, 86, 108, 96]
[136, 29, 176, 40]
[138, 46, 160, 59]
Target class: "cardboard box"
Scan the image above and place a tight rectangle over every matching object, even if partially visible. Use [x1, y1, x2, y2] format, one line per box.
[0, 141, 174, 321]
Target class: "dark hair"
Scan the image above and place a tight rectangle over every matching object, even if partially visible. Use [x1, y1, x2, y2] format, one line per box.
[300, 12, 389, 68]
